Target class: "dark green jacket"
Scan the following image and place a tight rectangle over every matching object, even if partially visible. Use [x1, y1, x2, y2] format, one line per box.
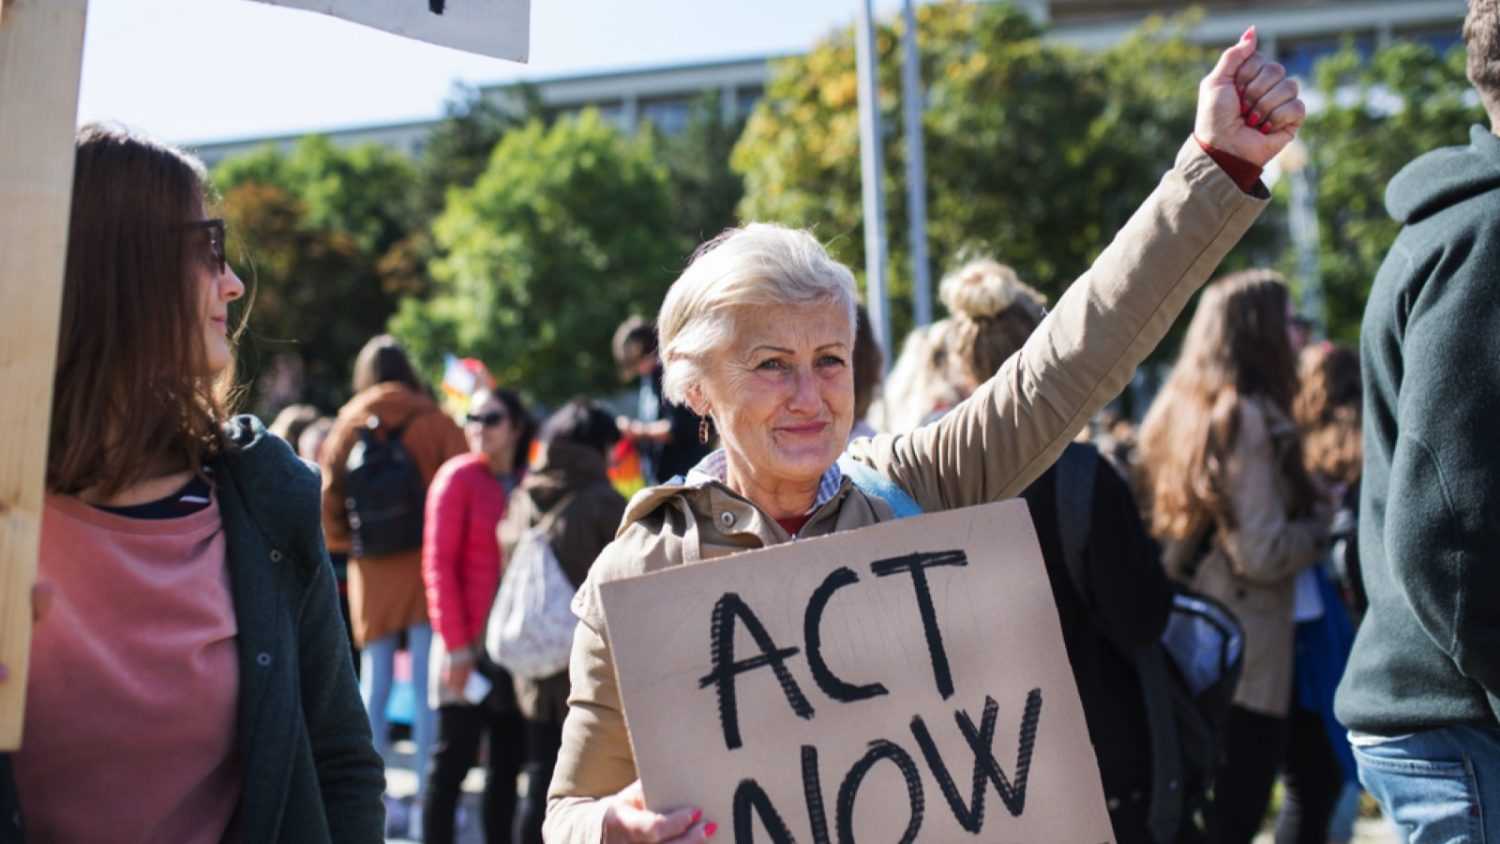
[1335, 125, 1500, 734]
[1, 416, 384, 842]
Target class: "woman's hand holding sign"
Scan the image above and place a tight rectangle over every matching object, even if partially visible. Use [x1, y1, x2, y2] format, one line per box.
[1196, 26, 1306, 168]
[602, 781, 715, 843]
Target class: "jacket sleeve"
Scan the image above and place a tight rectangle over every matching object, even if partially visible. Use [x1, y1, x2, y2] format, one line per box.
[1083, 458, 1173, 650]
[1217, 402, 1328, 585]
[299, 532, 386, 842]
[1380, 243, 1500, 703]
[422, 461, 473, 650]
[845, 138, 1266, 510]
[544, 620, 636, 844]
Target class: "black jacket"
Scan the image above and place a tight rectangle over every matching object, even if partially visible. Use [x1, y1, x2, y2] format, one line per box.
[1021, 448, 1173, 833]
[1, 416, 384, 843]
[1335, 125, 1500, 734]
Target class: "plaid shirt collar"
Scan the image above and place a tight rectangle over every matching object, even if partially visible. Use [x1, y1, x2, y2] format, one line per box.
[684, 449, 844, 513]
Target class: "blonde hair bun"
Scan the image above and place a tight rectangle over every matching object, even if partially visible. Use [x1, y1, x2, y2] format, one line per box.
[939, 259, 1046, 321]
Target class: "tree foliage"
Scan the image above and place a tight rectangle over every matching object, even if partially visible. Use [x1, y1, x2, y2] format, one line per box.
[215, 136, 421, 411]
[733, 2, 1278, 343]
[1286, 40, 1481, 342]
[653, 92, 748, 247]
[390, 112, 684, 404]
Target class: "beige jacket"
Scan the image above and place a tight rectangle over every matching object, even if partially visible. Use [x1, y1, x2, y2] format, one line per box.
[1164, 399, 1329, 717]
[543, 138, 1268, 843]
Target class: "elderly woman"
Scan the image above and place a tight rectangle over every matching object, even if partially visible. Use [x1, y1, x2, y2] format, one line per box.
[545, 30, 1302, 844]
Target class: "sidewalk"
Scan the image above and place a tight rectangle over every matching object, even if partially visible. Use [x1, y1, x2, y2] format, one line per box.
[381, 740, 1400, 844]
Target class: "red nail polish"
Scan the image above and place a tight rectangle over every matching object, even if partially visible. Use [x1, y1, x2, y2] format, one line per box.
[704, 822, 719, 837]
[1248, 111, 1262, 127]
[1242, 25, 1256, 43]
[691, 809, 703, 825]
[1260, 123, 1272, 135]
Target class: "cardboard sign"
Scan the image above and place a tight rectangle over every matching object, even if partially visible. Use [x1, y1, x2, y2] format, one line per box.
[249, 0, 530, 62]
[600, 499, 1115, 843]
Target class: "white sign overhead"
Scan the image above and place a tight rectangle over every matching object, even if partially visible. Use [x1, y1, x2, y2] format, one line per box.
[250, 0, 530, 62]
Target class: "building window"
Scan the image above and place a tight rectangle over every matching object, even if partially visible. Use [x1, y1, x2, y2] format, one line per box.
[736, 86, 764, 120]
[640, 96, 694, 134]
[1396, 24, 1463, 56]
[1278, 33, 1375, 80]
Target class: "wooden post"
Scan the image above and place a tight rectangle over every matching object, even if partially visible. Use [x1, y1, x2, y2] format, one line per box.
[0, 0, 88, 751]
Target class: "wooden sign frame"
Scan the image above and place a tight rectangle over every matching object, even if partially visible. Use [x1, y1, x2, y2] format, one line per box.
[0, 0, 88, 751]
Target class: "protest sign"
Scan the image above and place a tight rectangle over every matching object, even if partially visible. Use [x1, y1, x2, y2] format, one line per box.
[249, 0, 530, 62]
[600, 499, 1115, 843]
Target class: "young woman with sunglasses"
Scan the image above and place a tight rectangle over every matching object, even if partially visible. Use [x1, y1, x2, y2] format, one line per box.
[420, 389, 536, 844]
[0, 125, 384, 841]
[320, 334, 467, 836]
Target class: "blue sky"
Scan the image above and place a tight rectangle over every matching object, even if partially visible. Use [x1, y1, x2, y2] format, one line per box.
[78, 0, 911, 144]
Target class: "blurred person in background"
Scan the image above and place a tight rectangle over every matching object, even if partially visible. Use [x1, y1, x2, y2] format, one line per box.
[1291, 342, 1363, 844]
[269, 402, 322, 453]
[321, 334, 467, 837]
[499, 399, 627, 844]
[612, 316, 710, 483]
[1335, 4, 1500, 837]
[943, 258, 1177, 843]
[1138, 270, 1334, 844]
[2, 125, 381, 842]
[422, 388, 536, 844]
[875, 317, 960, 433]
[849, 304, 883, 439]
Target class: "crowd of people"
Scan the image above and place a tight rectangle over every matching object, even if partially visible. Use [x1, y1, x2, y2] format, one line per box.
[2, 7, 1498, 844]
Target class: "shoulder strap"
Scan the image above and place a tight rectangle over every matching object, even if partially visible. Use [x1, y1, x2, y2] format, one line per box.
[837, 456, 923, 519]
[1052, 442, 1099, 604]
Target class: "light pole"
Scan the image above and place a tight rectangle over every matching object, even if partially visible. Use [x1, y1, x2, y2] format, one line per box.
[900, 0, 932, 328]
[855, 0, 892, 359]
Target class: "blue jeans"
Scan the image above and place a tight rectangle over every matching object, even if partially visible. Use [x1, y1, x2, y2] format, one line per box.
[1353, 724, 1500, 842]
[361, 623, 435, 795]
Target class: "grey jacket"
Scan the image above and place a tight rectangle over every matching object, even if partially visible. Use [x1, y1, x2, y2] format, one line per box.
[1, 416, 385, 843]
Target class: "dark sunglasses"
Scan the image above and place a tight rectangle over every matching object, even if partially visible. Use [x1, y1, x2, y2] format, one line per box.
[177, 218, 227, 274]
[465, 411, 508, 428]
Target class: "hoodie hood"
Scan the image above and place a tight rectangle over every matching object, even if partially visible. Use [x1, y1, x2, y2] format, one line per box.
[522, 441, 610, 518]
[341, 382, 440, 431]
[1387, 125, 1500, 225]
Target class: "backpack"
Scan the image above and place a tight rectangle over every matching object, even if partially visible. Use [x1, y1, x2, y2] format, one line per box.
[485, 496, 579, 680]
[1053, 443, 1243, 844]
[343, 414, 427, 558]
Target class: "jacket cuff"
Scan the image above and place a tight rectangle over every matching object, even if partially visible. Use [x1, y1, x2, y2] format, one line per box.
[1176, 135, 1272, 203]
[1194, 135, 1264, 194]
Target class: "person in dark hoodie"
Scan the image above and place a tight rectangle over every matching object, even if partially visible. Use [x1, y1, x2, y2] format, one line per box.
[1333, 4, 1500, 839]
[497, 399, 628, 844]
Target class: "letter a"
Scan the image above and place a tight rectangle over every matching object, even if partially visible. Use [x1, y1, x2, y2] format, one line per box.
[699, 592, 815, 750]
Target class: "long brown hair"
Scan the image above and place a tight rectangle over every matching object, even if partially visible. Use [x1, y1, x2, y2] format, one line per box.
[48, 125, 238, 496]
[1137, 270, 1317, 541]
[352, 334, 423, 395]
[1295, 342, 1362, 486]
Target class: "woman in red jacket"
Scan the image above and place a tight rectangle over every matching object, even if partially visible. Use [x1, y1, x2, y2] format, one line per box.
[421, 388, 535, 844]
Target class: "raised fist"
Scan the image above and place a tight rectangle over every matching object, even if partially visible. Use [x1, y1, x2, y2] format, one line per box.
[1196, 27, 1306, 168]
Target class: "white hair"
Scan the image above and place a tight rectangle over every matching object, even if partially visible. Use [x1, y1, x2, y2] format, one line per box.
[657, 223, 858, 406]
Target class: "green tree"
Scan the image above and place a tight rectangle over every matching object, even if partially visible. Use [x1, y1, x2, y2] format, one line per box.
[653, 92, 747, 247]
[391, 111, 684, 404]
[215, 137, 422, 411]
[417, 82, 545, 219]
[1286, 40, 1481, 342]
[732, 2, 1279, 344]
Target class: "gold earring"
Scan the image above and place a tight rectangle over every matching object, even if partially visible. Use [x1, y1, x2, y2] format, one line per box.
[699, 416, 711, 445]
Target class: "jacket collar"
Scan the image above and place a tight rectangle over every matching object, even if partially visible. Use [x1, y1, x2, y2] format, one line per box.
[683, 448, 844, 513]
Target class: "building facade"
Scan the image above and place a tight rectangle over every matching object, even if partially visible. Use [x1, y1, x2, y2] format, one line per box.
[186, 0, 1464, 167]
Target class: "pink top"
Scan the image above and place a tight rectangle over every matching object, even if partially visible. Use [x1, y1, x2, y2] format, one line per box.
[15, 493, 241, 843]
[422, 453, 509, 650]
